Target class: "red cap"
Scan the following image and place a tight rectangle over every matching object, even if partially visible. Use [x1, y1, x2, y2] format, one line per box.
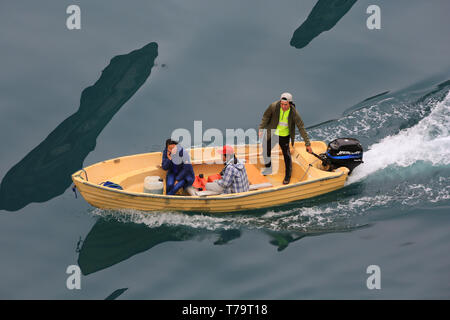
[218, 145, 234, 155]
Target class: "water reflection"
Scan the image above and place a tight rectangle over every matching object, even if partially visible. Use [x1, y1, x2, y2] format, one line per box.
[105, 288, 128, 300]
[290, 0, 357, 49]
[213, 229, 242, 245]
[77, 218, 311, 275]
[0, 42, 158, 211]
[77, 218, 239, 275]
[77, 211, 363, 275]
[266, 231, 306, 251]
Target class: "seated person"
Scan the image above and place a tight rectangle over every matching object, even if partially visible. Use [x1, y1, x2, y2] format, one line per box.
[205, 145, 250, 194]
[161, 139, 195, 195]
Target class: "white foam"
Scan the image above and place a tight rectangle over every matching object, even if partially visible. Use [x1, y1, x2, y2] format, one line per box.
[348, 91, 450, 183]
[92, 208, 231, 230]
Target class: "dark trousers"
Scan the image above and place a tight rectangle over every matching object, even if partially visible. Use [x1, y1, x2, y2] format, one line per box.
[166, 171, 187, 195]
[263, 134, 292, 179]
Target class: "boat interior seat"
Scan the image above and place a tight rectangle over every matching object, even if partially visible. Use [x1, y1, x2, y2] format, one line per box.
[197, 190, 221, 196]
[112, 165, 163, 186]
[244, 163, 270, 185]
[249, 182, 273, 191]
[196, 182, 273, 197]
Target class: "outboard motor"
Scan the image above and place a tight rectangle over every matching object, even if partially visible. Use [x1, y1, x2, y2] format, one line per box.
[315, 138, 363, 174]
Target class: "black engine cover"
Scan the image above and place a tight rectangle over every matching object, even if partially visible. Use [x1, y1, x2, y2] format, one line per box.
[325, 138, 363, 173]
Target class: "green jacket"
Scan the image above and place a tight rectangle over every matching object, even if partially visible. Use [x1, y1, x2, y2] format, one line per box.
[259, 101, 310, 146]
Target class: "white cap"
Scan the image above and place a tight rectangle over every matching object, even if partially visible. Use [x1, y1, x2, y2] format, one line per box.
[280, 92, 293, 102]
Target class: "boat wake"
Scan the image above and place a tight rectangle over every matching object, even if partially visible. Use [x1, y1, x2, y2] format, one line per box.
[348, 90, 450, 183]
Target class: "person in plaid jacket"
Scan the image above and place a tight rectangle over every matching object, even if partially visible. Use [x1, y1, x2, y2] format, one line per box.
[206, 145, 249, 194]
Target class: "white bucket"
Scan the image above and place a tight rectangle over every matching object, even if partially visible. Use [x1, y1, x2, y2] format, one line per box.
[143, 176, 164, 194]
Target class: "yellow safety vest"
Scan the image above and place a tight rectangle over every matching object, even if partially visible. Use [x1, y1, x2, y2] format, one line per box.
[275, 107, 290, 136]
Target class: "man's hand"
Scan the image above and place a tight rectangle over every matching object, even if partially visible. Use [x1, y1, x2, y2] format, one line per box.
[258, 129, 264, 139]
[167, 150, 172, 160]
[306, 145, 313, 154]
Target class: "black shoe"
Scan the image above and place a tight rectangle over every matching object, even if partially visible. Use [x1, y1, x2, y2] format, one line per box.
[283, 160, 292, 185]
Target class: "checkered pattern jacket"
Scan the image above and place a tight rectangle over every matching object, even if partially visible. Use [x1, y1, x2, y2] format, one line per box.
[217, 158, 249, 194]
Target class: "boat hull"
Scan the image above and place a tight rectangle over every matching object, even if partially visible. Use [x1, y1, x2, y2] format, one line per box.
[74, 173, 346, 213]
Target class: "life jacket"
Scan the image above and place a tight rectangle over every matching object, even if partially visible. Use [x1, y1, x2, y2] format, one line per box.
[192, 175, 207, 190]
[207, 173, 222, 183]
[275, 107, 290, 136]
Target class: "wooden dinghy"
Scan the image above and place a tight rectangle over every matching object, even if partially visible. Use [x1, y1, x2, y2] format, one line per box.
[71, 141, 349, 213]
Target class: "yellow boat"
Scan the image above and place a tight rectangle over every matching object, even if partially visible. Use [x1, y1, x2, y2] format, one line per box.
[71, 141, 350, 213]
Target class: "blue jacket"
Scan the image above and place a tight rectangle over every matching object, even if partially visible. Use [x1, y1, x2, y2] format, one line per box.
[162, 146, 195, 185]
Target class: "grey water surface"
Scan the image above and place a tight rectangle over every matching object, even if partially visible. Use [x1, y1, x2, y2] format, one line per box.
[0, 0, 449, 299]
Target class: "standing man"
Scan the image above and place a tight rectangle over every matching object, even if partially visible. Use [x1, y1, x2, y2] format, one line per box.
[258, 92, 312, 184]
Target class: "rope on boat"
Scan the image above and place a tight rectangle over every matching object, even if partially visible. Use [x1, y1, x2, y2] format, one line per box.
[73, 169, 89, 181]
[299, 164, 312, 182]
[295, 150, 320, 181]
[81, 169, 88, 181]
[72, 169, 88, 198]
